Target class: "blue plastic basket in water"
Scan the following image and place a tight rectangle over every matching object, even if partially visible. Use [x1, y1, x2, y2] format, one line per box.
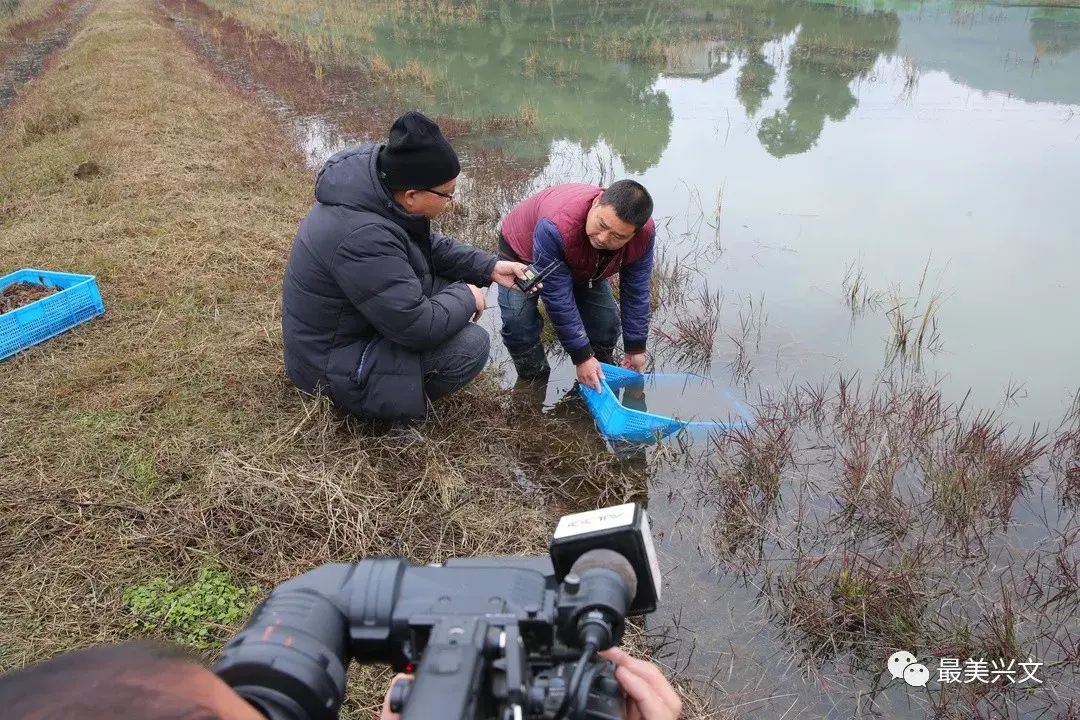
[0, 268, 106, 361]
[579, 362, 756, 443]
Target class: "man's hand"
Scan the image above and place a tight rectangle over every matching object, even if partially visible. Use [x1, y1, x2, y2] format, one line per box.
[491, 260, 542, 294]
[598, 648, 682, 720]
[576, 356, 605, 392]
[467, 283, 486, 321]
[621, 352, 647, 373]
[379, 673, 413, 720]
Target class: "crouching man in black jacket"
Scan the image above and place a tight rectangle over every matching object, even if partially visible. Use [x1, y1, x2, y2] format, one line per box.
[282, 111, 533, 429]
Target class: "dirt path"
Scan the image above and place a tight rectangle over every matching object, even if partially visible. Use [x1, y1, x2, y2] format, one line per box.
[154, 0, 540, 171]
[155, 0, 382, 168]
[0, 0, 93, 110]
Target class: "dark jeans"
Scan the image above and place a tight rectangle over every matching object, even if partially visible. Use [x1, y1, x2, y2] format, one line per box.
[421, 322, 491, 400]
[497, 279, 620, 361]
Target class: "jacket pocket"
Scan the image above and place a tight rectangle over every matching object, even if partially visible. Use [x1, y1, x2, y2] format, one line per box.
[333, 335, 427, 421]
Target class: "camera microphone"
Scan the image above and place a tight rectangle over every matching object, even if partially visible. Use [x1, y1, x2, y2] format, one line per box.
[549, 502, 662, 616]
[564, 549, 637, 651]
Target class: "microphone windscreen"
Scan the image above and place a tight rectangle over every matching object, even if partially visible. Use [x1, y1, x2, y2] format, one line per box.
[568, 549, 638, 601]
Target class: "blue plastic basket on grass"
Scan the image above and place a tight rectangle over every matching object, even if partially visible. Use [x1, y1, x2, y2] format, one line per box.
[579, 362, 756, 443]
[0, 268, 106, 361]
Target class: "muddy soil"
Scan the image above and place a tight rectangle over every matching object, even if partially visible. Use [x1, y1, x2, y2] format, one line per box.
[157, 0, 391, 165]
[155, 0, 542, 171]
[0, 0, 94, 110]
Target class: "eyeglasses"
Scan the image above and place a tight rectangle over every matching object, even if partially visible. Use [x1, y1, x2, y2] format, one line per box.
[421, 188, 455, 200]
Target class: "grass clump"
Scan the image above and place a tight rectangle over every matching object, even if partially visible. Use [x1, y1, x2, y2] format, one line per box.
[18, 99, 81, 140]
[774, 552, 926, 665]
[653, 285, 723, 374]
[925, 413, 1048, 535]
[123, 563, 261, 649]
[883, 258, 945, 371]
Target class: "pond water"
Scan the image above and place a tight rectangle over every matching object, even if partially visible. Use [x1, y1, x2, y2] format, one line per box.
[212, 0, 1080, 715]
[603, 373, 756, 423]
[462, 2, 1080, 715]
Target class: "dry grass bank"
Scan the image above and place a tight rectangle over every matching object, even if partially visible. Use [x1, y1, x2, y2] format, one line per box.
[0, 0, 654, 713]
[0, 0, 65, 33]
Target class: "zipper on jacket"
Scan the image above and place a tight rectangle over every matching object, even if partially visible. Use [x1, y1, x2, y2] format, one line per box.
[590, 252, 615, 288]
[357, 341, 374, 378]
[420, 219, 436, 282]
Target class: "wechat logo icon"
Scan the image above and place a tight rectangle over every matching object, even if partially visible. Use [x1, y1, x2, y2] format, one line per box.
[889, 650, 930, 687]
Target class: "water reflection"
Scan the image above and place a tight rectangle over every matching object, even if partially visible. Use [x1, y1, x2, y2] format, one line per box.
[366, 0, 905, 164]
[722, 3, 901, 157]
[207, 0, 1080, 164]
[366, 1, 675, 171]
[891, 3, 1080, 106]
[348, 0, 1080, 165]
[1032, 8, 1080, 57]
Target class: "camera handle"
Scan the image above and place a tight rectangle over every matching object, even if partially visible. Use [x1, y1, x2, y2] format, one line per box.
[490, 623, 530, 720]
[393, 618, 536, 720]
[394, 616, 485, 720]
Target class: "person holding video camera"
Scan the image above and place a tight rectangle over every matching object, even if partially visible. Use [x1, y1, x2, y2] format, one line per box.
[0, 642, 681, 720]
[2, 507, 673, 720]
[1, 504, 681, 720]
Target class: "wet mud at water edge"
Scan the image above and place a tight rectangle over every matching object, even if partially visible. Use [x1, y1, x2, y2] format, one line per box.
[156, 0, 543, 172]
[154, 0, 1080, 715]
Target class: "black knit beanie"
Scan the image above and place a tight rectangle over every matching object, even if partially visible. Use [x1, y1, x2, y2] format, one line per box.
[377, 110, 460, 191]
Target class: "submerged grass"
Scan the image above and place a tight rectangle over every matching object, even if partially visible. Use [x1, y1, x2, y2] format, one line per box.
[633, 236, 1080, 716]
[774, 550, 926, 665]
[653, 285, 723, 374]
[841, 258, 884, 317]
[1052, 390, 1080, 506]
[884, 258, 945, 371]
[669, 368, 1080, 718]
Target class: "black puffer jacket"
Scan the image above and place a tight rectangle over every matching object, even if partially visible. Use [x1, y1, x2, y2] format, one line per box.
[282, 144, 498, 421]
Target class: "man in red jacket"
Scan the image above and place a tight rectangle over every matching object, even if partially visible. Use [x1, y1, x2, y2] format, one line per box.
[497, 181, 656, 391]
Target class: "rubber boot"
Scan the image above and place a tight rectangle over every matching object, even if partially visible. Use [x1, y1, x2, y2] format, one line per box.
[509, 341, 550, 381]
[508, 375, 550, 417]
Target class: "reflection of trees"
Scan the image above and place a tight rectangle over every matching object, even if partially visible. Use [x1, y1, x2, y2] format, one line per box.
[370, 0, 673, 172]
[748, 6, 899, 157]
[736, 51, 777, 118]
[368, 0, 900, 166]
[758, 70, 857, 157]
[1030, 10, 1080, 57]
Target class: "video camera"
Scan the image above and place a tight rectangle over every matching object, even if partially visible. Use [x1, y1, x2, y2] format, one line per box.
[212, 503, 663, 720]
